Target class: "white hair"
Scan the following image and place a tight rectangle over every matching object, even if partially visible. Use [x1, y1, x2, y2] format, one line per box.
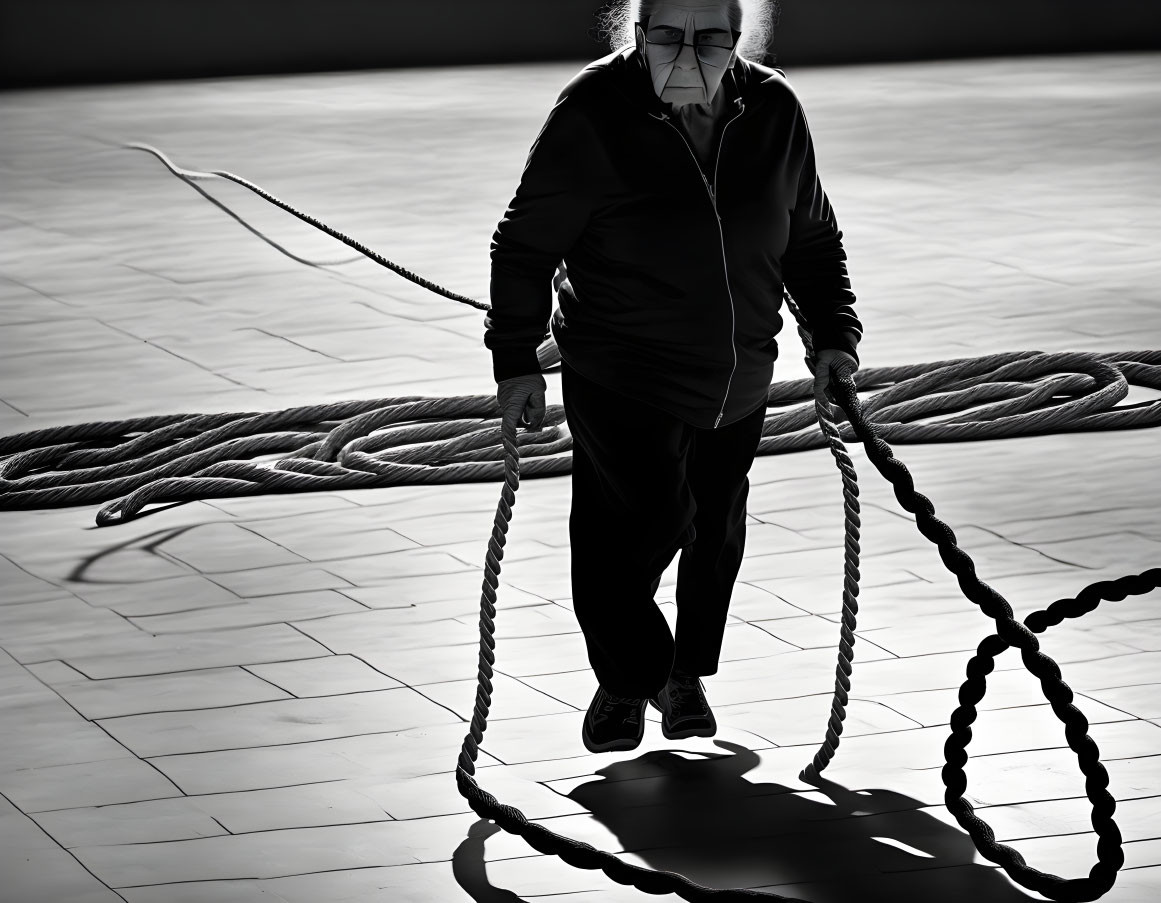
[596, 0, 779, 64]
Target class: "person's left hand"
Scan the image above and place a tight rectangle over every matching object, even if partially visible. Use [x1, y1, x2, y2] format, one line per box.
[812, 349, 859, 402]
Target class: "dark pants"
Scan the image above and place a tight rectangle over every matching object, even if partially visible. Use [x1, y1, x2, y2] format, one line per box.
[561, 361, 767, 699]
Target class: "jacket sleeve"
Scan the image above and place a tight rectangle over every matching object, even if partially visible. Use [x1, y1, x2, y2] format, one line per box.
[484, 82, 600, 382]
[782, 106, 863, 364]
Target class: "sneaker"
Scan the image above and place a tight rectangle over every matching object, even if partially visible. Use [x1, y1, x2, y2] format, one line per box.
[650, 670, 717, 740]
[582, 687, 647, 753]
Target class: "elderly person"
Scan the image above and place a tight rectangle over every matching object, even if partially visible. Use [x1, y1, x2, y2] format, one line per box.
[484, 0, 861, 753]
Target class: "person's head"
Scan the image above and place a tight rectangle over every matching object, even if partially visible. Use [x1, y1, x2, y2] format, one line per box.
[599, 0, 777, 107]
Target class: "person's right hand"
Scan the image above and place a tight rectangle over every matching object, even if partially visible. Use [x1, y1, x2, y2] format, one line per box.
[496, 373, 547, 431]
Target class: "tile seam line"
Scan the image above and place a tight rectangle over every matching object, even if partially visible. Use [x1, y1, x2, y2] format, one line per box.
[0, 789, 130, 902]
[1000, 827, 1161, 845]
[123, 604, 562, 633]
[238, 663, 302, 699]
[961, 521, 1112, 568]
[0, 396, 29, 415]
[133, 705, 699, 759]
[277, 630, 478, 726]
[1072, 691, 1152, 722]
[949, 790, 1161, 814]
[121, 609, 392, 634]
[0, 273, 81, 307]
[18, 650, 191, 796]
[911, 736, 1154, 768]
[105, 860, 464, 891]
[492, 668, 583, 713]
[73, 814, 412, 848]
[234, 521, 315, 564]
[203, 555, 478, 580]
[84, 677, 485, 719]
[92, 684, 430, 723]
[241, 326, 347, 361]
[23, 652, 339, 681]
[92, 317, 266, 392]
[127, 805, 698, 844]
[25, 778, 350, 814]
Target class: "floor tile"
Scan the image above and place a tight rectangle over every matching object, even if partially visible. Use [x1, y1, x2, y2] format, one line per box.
[208, 566, 355, 598]
[150, 722, 503, 795]
[0, 756, 183, 813]
[0, 805, 124, 903]
[32, 796, 227, 848]
[48, 666, 294, 719]
[98, 686, 462, 757]
[245, 654, 402, 696]
[125, 589, 367, 633]
[0, 554, 67, 604]
[190, 780, 395, 834]
[417, 671, 576, 721]
[77, 574, 246, 617]
[72, 813, 476, 887]
[721, 695, 922, 746]
[160, 522, 309, 573]
[0, 597, 140, 663]
[61, 623, 332, 679]
[1083, 684, 1161, 720]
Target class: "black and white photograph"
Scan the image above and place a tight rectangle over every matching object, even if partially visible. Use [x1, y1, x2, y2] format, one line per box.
[1, 1, 1159, 901]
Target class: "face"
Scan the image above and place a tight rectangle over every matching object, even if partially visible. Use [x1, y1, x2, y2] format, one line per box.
[636, 0, 740, 108]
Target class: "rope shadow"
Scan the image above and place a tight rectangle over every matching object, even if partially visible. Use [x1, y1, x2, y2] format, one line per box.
[65, 523, 197, 584]
[452, 820, 531, 903]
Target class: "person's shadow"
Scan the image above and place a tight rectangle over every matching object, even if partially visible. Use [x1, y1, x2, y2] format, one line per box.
[454, 739, 1042, 902]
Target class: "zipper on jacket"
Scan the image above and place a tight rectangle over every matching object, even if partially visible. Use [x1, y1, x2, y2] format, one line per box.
[652, 99, 745, 428]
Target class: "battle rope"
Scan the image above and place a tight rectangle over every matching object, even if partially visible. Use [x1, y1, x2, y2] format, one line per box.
[790, 300, 862, 783]
[457, 345, 1159, 902]
[3, 146, 1155, 900]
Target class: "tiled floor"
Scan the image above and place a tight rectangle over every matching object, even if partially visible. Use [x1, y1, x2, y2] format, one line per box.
[1, 52, 1160, 902]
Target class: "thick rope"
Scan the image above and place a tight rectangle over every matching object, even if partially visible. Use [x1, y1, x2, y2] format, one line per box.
[122, 143, 489, 310]
[11, 147, 1153, 899]
[787, 297, 863, 782]
[455, 406, 787, 901]
[2, 350, 1159, 524]
[827, 366, 1159, 901]
[454, 335, 1158, 902]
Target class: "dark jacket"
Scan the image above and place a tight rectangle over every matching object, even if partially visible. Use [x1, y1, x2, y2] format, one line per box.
[484, 46, 862, 429]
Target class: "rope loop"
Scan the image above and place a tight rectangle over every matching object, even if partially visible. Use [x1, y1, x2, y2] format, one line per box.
[446, 302, 1158, 902]
[824, 365, 1161, 901]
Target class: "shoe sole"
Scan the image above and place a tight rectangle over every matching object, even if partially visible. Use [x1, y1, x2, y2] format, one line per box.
[582, 731, 643, 753]
[649, 698, 717, 740]
[660, 722, 717, 740]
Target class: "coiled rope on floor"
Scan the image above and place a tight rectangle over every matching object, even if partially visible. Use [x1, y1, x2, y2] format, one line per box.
[4, 145, 1159, 900]
[2, 349, 1158, 524]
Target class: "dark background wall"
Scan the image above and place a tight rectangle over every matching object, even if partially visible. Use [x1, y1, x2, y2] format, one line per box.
[2, 0, 1159, 89]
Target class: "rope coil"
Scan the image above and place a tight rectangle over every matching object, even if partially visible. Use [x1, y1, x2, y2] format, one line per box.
[2, 350, 1158, 525]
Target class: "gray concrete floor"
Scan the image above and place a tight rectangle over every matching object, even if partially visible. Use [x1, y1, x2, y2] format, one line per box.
[1, 52, 1160, 902]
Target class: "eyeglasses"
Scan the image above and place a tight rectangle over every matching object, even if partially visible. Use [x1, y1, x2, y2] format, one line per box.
[638, 21, 740, 67]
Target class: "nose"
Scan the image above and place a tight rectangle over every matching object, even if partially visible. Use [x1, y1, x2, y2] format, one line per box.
[675, 41, 699, 69]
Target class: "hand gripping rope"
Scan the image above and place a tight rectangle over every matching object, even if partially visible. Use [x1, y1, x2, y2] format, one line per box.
[5, 143, 1159, 901]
